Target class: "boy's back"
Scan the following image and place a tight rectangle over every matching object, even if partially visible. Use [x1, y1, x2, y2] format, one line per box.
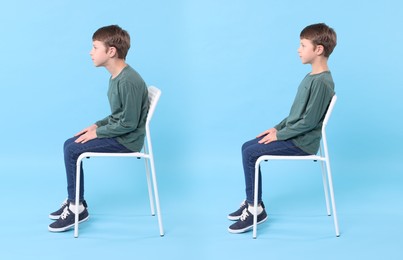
[97, 65, 149, 152]
[276, 71, 335, 154]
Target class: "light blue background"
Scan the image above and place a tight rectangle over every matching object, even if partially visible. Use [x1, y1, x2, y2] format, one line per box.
[1, 0, 402, 259]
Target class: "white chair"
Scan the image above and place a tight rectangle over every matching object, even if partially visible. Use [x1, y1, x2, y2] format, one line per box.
[73, 86, 164, 238]
[252, 95, 339, 238]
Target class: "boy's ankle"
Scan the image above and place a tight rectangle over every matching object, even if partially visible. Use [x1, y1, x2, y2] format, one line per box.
[69, 203, 85, 214]
[248, 203, 264, 215]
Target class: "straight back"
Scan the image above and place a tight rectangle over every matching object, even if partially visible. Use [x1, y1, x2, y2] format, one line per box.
[320, 95, 337, 159]
[322, 95, 337, 129]
[146, 86, 162, 127]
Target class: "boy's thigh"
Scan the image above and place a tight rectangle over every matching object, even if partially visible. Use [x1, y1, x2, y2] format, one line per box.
[244, 140, 305, 157]
[65, 137, 130, 155]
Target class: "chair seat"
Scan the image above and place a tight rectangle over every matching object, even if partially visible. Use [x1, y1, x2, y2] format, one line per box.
[258, 155, 325, 161]
[78, 152, 151, 160]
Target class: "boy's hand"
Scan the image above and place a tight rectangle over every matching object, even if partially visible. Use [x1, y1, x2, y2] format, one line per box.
[257, 128, 278, 144]
[75, 124, 98, 144]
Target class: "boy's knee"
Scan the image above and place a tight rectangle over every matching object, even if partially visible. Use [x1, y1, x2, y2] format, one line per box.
[241, 147, 254, 162]
[242, 138, 260, 152]
[63, 137, 81, 156]
[241, 140, 252, 152]
[64, 137, 77, 149]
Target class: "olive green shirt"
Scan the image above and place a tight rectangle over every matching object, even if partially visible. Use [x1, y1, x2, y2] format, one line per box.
[275, 71, 335, 154]
[95, 65, 149, 152]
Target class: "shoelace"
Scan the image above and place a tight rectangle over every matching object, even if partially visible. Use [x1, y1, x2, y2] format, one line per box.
[60, 206, 70, 220]
[60, 199, 68, 207]
[239, 208, 250, 221]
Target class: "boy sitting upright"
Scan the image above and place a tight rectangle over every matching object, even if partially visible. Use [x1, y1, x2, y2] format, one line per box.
[228, 23, 337, 234]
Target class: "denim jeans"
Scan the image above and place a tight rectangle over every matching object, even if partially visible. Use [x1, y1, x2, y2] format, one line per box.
[64, 136, 132, 203]
[242, 137, 310, 205]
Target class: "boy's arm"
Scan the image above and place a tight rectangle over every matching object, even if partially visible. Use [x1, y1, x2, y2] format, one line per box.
[95, 117, 109, 127]
[96, 82, 147, 138]
[274, 118, 287, 131]
[276, 84, 333, 141]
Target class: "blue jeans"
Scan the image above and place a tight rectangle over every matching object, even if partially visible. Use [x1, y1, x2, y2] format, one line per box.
[64, 136, 132, 203]
[242, 137, 310, 205]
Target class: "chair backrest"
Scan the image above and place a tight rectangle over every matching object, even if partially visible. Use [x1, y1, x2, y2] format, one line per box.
[146, 86, 162, 127]
[322, 95, 337, 130]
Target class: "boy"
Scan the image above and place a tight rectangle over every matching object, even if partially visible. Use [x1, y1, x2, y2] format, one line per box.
[228, 23, 337, 234]
[48, 25, 149, 232]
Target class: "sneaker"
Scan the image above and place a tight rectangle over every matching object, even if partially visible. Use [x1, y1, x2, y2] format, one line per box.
[49, 199, 88, 220]
[228, 207, 268, 234]
[48, 207, 89, 232]
[228, 200, 265, 221]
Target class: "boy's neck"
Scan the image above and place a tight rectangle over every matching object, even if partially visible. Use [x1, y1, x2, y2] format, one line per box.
[310, 56, 329, 75]
[105, 59, 128, 79]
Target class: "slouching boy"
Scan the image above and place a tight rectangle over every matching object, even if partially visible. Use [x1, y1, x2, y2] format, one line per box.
[49, 25, 149, 232]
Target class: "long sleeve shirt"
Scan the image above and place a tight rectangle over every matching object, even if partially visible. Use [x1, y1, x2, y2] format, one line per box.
[275, 71, 335, 154]
[95, 65, 149, 152]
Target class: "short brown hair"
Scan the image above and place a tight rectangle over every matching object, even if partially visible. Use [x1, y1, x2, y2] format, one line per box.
[92, 25, 131, 59]
[300, 23, 337, 58]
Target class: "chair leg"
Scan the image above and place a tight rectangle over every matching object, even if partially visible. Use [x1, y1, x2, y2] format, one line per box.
[320, 160, 331, 216]
[144, 158, 155, 216]
[325, 159, 340, 237]
[74, 156, 84, 238]
[252, 159, 261, 239]
[149, 156, 164, 236]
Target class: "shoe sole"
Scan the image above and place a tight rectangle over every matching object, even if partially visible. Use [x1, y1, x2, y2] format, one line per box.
[228, 215, 268, 234]
[48, 216, 89, 232]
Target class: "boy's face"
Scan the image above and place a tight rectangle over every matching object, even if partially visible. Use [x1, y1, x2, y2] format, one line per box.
[90, 40, 110, 67]
[298, 38, 318, 64]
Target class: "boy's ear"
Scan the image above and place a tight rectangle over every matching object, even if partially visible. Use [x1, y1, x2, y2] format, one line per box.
[108, 46, 117, 57]
[315, 45, 325, 56]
